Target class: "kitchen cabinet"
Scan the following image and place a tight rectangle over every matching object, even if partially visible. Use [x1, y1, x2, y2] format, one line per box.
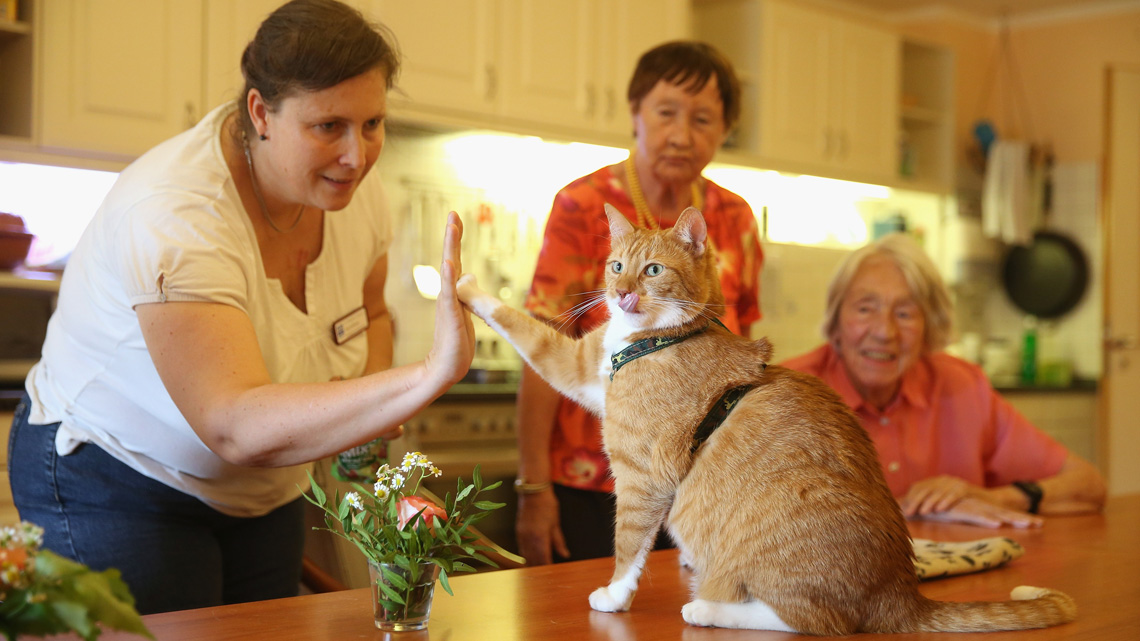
[1001, 388, 1098, 465]
[0, 0, 34, 145]
[898, 38, 954, 191]
[1, 409, 17, 526]
[695, 0, 902, 185]
[374, 0, 688, 142]
[202, 0, 287, 112]
[39, 0, 204, 160]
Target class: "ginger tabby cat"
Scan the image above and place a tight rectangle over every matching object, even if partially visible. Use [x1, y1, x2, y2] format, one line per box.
[456, 204, 1075, 634]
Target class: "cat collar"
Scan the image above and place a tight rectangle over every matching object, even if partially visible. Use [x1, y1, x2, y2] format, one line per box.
[609, 319, 728, 381]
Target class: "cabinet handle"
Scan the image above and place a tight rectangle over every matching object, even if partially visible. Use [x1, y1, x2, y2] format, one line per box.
[823, 127, 834, 158]
[485, 65, 497, 101]
[185, 102, 197, 129]
[605, 88, 616, 121]
[838, 130, 849, 159]
[585, 83, 596, 118]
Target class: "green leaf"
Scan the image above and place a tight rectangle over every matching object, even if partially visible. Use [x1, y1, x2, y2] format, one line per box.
[472, 465, 483, 489]
[306, 470, 326, 504]
[474, 500, 506, 510]
[380, 567, 409, 591]
[439, 569, 454, 596]
[376, 580, 406, 606]
[482, 480, 503, 492]
[454, 484, 474, 502]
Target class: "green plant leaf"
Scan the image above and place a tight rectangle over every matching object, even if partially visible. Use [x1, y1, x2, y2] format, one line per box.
[439, 569, 454, 596]
[305, 471, 326, 504]
[454, 484, 474, 502]
[472, 465, 483, 489]
[474, 500, 506, 510]
[376, 580, 406, 606]
[380, 567, 409, 591]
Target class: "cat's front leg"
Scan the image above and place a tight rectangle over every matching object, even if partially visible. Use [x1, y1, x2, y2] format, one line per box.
[589, 563, 644, 612]
[589, 485, 669, 613]
[456, 273, 503, 322]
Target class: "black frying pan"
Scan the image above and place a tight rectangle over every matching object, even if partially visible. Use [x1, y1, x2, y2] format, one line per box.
[1001, 231, 1089, 319]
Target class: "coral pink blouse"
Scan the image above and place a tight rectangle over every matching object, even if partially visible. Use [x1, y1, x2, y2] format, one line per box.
[781, 344, 1068, 498]
[524, 165, 763, 492]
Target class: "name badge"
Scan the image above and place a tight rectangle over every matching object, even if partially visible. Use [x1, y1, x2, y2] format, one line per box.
[332, 306, 370, 345]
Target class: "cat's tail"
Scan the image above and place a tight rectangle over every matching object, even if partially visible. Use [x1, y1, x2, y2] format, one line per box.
[910, 586, 1076, 632]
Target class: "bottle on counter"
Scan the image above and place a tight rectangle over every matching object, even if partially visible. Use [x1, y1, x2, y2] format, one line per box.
[333, 437, 389, 482]
[1020, 316, 1038, 386]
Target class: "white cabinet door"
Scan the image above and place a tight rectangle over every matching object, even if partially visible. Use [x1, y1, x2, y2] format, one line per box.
[373, 0, 497, 117]
[756, 0, 898, 181]
[759, 0, 833, 167]
[202, 0, 284, 113]
[40, 0, 204, 159]
[598, 0, 690, 138]
[833, 19, 899, 179]
[498, 0, 593, 130]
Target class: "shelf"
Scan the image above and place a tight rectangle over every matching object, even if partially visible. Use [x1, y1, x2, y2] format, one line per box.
[901, 104, 946, 126]
[0, 18, 30, 40]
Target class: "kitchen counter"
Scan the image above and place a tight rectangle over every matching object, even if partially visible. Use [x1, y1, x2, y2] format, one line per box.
[95, 494, 1140, 640]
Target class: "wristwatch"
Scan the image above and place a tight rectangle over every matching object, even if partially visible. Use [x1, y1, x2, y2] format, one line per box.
[1012, 480, 1044, 514]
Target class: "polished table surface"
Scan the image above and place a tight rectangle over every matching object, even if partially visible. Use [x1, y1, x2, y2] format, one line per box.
[101, 494, 1140, 640]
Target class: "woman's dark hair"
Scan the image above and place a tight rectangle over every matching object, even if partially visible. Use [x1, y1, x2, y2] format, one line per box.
[237, 0, 400, 136]
[627, 41, 742, 132]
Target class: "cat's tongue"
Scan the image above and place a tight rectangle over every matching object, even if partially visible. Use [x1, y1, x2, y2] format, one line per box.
[618, 292, 640, 313]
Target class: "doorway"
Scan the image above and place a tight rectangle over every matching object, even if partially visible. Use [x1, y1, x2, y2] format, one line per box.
[1101, 65, 1140, 495]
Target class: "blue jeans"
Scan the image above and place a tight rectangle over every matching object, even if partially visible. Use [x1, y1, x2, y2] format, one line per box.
[8, 393, 305, 614]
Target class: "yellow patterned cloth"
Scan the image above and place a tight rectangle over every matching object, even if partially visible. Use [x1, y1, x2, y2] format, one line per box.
[913, 537, 1026, 580]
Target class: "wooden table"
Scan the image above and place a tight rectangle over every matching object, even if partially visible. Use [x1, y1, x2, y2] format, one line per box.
[102, 494, 1140, 640]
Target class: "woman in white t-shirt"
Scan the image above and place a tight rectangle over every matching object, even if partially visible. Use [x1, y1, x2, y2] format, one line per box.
[9, 0, 475, 614]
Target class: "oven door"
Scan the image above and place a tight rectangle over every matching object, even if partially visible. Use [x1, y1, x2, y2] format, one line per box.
[0, 281, 57, 387]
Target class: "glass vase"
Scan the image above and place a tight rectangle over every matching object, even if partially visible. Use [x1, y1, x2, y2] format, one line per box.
[368, 560, 441, 631]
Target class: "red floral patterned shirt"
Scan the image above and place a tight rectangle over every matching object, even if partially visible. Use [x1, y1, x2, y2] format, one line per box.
[524, 165, 763, 492]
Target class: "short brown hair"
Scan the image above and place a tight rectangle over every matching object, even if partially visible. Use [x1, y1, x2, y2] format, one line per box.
[821, 233, 955, 353]
[237, 0, 400, 137]
[627, 41, 742, 132]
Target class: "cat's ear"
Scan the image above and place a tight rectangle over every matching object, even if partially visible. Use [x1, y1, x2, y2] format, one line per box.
[605, 203, 635, 240]
[673, 207, 708, 255]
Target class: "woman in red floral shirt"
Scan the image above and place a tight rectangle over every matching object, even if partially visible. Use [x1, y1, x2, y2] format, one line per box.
[515, 41, 763, 564]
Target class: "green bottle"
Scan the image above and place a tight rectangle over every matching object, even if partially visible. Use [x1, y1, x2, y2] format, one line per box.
[1020, 316, 1038, 385]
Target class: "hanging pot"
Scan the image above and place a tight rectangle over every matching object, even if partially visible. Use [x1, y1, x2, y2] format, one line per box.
[1000, 231, 1089, 319]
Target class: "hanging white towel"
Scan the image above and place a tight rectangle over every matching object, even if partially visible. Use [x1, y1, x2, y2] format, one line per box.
[982, 140, 1033, 245]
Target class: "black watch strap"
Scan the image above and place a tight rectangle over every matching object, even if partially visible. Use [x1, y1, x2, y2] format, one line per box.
[1012, 480, 1044, 514]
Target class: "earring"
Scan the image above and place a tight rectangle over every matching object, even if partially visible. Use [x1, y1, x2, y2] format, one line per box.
[259, 133, 268, 141]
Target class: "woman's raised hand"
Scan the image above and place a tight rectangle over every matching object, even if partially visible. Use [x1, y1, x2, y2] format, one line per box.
[424, 211, 476, 389]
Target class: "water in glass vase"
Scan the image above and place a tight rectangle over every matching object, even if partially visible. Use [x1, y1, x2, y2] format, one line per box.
[368, 560, 441, 631]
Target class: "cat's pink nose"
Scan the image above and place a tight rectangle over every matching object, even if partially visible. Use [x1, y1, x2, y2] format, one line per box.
[618, 291, 640, 313]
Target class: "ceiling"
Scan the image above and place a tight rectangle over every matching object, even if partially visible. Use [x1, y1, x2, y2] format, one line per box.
[837, 0, 1133, 19]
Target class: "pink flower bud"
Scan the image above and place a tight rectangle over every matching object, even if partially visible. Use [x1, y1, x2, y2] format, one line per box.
[396, 495, 447, 531]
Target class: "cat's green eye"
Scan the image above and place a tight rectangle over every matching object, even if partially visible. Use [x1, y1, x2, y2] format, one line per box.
[646, 264, 664, 276]
[611, 261, 624, 274]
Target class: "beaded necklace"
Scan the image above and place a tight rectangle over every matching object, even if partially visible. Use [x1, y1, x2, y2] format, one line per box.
[623, 159, 704, 230]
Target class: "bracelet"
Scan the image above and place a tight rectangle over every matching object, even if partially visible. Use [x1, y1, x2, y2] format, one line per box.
[513, 478, 552, 494]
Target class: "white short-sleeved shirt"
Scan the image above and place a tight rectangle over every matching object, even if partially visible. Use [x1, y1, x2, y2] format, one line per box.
[25, 102, 392, 517]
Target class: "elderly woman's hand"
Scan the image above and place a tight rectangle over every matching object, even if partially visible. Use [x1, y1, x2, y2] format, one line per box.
[911, 496, 1044, 529]
[899, 475, 980, 517]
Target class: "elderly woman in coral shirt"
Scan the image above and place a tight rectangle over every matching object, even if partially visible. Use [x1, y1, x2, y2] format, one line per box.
[782, 233, 1105, 528]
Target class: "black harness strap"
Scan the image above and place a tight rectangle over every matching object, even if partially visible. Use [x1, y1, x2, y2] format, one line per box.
[691, 385, 754, 454]
[606, 318, 761, 453]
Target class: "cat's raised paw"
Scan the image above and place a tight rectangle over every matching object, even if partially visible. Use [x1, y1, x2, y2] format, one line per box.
[589, 585, 634, 612]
